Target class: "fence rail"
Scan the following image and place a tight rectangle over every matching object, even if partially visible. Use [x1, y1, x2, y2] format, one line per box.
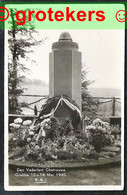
[19, 95, 49, 97]
[19, 95, 121, 116]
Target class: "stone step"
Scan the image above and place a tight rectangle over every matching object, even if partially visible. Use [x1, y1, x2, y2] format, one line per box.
[108, 152, 116, 157]
[98, 157, 105, 160]
[99, 151, 116, 158]
[114, 141, 121, 148]
[104, 155, 111, 159]
[102, 146, 120, 152]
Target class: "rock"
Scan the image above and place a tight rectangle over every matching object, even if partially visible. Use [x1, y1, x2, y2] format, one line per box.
[98, 157, 105, 160]
[108, 152, 116, 157]
[114, 141, 121, 148]
[102, 146, 120, 152]
[104, 155, 110, 158]
[99, 151, 114, 157]
[99, 151, 116, 158]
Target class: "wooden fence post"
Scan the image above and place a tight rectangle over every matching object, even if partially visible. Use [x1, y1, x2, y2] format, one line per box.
[34, 105, 38, 116]
[112, 97, 115, 116]
[83, 119, 85, 134]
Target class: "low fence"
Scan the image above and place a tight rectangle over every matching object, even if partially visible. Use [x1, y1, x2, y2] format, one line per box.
[9, 95, 121, 128]
[18, 94, 121, 117]
[92, 96, 121, 117]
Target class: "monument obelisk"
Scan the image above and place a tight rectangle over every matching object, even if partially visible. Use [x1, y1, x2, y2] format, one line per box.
[49, 32, 81, 117]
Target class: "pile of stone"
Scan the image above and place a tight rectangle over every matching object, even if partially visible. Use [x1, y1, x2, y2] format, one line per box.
[98, 142, 121, 160]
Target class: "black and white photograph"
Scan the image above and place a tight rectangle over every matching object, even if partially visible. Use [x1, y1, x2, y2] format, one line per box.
[5, 27, 124, 190]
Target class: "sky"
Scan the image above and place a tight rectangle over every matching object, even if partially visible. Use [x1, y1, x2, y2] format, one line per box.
[27, 29, 124, 89]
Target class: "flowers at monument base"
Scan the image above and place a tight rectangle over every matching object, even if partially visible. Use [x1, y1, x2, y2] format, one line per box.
[9, 123, 15, 127]
[27, 137, 31, 143]
[86, 119, 113, 153]
[29, 131, 35, 136]
[14, 118, 23, 124]
[9, 123, 21, 129]
[35, 145, 40, 150]
[9, 117, 98, 162]
[23, 120, 32, 126]
[9, 117, 120, 162]
[12, 137, 17, 141]
[41, 129, 46, 137]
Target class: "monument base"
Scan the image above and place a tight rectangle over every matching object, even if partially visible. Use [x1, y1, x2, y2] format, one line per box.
[54, 104, 72, 118]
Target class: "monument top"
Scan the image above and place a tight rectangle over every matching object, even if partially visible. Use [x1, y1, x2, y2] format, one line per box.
[59, 32, 72, 42]
[52, 32, 78, 50]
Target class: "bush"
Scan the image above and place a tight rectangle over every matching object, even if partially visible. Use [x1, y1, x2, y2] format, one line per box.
[86, 118, 113, 152]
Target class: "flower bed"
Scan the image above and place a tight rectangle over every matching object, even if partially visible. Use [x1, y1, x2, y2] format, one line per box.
[86, 119, 113, 152]
[9, 117, 121, 163]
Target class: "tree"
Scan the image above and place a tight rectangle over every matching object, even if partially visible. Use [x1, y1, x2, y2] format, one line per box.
[81, 66, 98, 120]
[8, 9, 47, 114]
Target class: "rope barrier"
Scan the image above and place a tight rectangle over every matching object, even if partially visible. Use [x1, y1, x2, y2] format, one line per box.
[91, 97, 121, 100]
[115, 100, 121, 103]
[98, 99, 112, 104]
[28, 97, 48, 106]
[19, 95, 49, 97]
[21, 96, 121, 115]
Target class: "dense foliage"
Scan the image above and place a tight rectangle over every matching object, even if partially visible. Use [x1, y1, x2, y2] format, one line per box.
[8, 9, 46, 114]
[86, 118, 113, 152]
[81, 67, 99, 120]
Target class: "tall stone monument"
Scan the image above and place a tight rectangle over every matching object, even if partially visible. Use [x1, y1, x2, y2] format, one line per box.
[49, 32, 81, 117]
